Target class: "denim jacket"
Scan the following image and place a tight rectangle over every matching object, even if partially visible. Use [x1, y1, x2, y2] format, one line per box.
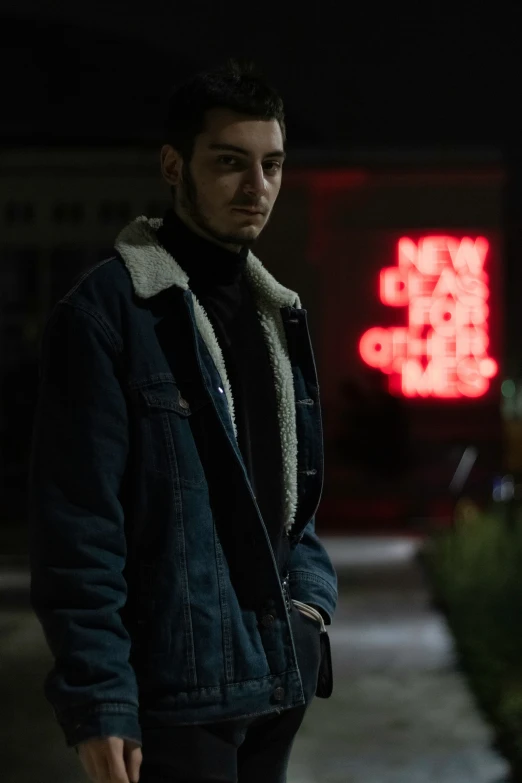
[27, 216, 338, 748]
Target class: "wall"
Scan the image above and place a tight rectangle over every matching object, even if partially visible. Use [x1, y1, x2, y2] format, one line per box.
[0, 147, 505, 529]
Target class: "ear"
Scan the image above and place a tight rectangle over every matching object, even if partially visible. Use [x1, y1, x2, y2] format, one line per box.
[160, 144, 183, 187]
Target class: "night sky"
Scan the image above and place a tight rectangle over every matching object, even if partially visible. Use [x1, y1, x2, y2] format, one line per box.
[0, 0, 516, 151]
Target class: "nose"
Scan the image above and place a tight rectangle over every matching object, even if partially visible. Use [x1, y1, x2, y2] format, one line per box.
[242, 164, 267, 197]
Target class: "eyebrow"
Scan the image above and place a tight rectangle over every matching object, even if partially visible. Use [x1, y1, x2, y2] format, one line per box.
[208, 143, 286, 160]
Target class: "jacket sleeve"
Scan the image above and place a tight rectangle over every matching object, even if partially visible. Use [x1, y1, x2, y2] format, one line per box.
[288, 517, 338, 625]
[27, 301, 141, 748]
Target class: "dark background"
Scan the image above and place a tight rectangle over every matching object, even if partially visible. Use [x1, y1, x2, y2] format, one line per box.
[0, 1, 512, 147]
[0, 1, 521, 540]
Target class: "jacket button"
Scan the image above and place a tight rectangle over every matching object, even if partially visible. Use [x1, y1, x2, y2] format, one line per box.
[179, 397, 190, 410]
[261, 613, 276, 628]
[273, 687, 285, 702]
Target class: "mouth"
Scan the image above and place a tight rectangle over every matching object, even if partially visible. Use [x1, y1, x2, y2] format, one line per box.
[232, 207, 265, 216]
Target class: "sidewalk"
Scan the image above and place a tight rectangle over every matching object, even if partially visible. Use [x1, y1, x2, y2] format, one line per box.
[0, 537, 510, 782]
[288, 536, 510, 783]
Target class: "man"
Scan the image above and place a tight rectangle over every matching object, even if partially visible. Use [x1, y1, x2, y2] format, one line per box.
[28, 60, 337, 783]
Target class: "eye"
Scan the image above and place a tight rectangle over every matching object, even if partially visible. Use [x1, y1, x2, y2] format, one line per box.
[263, 160, 283, 173]
[218, 155, 239, 166]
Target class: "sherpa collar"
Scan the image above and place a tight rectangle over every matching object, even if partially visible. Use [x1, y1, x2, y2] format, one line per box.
[115, 216, 301, 308]
[115, 215, 300, 532]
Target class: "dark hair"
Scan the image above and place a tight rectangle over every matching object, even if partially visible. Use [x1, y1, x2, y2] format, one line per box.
[164, 58, 286, 161]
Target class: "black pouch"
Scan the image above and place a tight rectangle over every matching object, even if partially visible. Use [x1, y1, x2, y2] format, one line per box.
[316, 630, 333, 698]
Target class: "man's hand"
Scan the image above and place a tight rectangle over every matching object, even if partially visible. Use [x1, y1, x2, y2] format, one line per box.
[77, 736, 142, 783]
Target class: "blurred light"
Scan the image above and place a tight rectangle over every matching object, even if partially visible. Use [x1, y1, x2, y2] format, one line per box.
[359, 235, 497, 398]
[501, 379, 516, 398]
[480, 358, 497, 378]
[449, 446, 478, 495]
[493, 475, 515, 502]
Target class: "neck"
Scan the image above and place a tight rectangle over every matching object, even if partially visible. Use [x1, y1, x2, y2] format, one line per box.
[173, 204, 242, 254]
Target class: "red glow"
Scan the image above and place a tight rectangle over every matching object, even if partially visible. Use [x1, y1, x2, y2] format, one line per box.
[359, 235, 497, 399]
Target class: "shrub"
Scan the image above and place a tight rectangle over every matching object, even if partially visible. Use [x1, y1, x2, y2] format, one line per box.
[426, 502, 522, 773]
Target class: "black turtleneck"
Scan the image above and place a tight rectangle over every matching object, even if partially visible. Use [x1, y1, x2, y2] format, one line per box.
[156, 209, 286, 564]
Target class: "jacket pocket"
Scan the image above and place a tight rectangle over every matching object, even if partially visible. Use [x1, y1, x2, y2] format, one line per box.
[292, 599, 333, 699]
[292, 600, 326, 632]
[139, 380, 208, 487]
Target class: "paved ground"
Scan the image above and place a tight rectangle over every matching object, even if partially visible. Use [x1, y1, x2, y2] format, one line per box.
[288, 537, 510, 783]
[0, 537, 510, 782]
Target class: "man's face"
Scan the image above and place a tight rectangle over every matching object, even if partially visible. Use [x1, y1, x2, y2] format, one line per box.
[162, 108, 285, 250]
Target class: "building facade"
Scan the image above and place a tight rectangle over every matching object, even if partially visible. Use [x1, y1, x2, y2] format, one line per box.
[0, 146, 506, 528]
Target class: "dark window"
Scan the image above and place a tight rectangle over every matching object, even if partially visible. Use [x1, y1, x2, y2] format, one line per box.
[4, 202, 34, 224]
[98, 201, 131, 224]
[0, 248, 39, 314]
[53, 202, 84, 223]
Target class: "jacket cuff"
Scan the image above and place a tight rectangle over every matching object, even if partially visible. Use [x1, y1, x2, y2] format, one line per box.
[56, 704, 142, 748]
[307, 603, 331, 625]
[289, 570, 337, 625]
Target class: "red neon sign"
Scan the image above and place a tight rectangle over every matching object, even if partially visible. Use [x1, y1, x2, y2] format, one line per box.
[359, 236, 498, 398]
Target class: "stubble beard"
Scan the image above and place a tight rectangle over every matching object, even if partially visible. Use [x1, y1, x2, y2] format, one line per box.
[178, 164, 270, 248]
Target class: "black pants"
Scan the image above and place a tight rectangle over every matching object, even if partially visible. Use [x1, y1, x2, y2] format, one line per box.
[139, 609, 322, 783]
